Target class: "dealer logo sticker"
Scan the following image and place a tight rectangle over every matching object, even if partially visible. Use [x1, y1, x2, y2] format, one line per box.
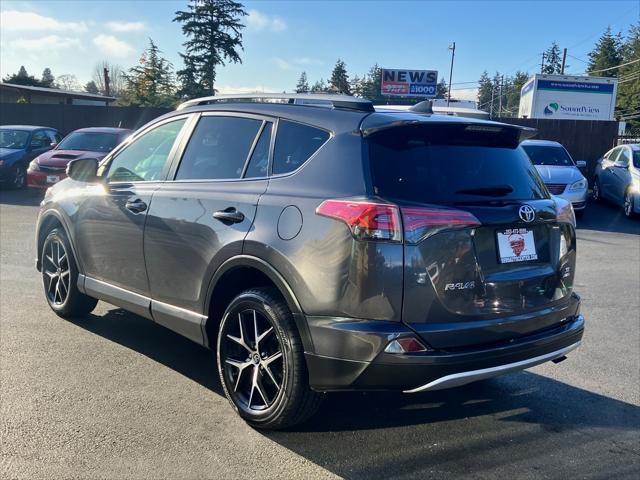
[544, 102, 559, 116]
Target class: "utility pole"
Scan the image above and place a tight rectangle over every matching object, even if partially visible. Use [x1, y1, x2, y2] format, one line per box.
[490, 85, 495, 118]
[540, 52, 546, 73]
[103, 67, 111, 97]
[447, 41, 456, 107]
[498, 75, 504, 118]
[561, 48, 567, 74]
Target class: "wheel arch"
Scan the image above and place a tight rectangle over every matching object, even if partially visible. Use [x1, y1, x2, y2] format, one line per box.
[36, 209, 81, 274]
[203, 255, 313, 353]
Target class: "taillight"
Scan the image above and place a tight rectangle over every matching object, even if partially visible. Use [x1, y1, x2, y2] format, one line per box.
[402, 207, 481, 244]
[316, 200, 402, 241]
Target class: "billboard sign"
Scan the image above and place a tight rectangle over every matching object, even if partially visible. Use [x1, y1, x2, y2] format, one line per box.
[381, 69, 438, 97]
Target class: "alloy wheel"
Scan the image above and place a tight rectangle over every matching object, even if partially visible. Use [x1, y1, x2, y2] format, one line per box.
[43, 239, 70, 305]
[220, 308, 284, 413]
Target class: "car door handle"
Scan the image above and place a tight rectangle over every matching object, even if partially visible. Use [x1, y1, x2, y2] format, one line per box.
[213, 208, 245, 224]
[125, 199, 147, 214]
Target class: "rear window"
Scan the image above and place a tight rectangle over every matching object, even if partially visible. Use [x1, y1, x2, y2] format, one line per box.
[57, 132, 119, 152]
[369, 126, 549, 205]
[273, 120, 329, 175]
[521, 144, 574, 166]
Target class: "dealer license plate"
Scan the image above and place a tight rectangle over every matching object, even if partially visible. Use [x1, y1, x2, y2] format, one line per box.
[496, 228, 538, 264]
[46, 175, 60, 184]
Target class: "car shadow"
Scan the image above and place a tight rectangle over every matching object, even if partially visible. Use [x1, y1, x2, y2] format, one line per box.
[70, 307, 640, 479]
[0, 188, 44, 206]
[577, 201, 640, 235]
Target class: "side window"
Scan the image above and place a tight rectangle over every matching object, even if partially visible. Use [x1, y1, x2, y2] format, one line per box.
[272, 120, 330, 175]
[107, 118, 186, 183]
[606, 148, 620, 163]
[244, 122, 272, 178]
[30, 131, 49, 148]
[616, 149, 631, 167]
[46, 130, 59, 145]
[175, 116, 262, 180]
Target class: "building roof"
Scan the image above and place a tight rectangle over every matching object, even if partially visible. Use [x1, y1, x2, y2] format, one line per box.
[0, 82, 116, 102]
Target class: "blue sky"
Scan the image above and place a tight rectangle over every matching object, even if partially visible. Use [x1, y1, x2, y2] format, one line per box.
[1, 0, 639, 99]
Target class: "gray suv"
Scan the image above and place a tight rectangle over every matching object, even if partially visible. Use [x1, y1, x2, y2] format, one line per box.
[35, 94, 584, 429]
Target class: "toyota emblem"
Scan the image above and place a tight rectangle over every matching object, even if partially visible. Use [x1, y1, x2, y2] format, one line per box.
[519, 205, 536, 223]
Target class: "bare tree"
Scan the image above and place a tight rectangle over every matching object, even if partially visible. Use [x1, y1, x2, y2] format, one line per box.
[92, 61, 125, 96]
[56, 74, 82, 91]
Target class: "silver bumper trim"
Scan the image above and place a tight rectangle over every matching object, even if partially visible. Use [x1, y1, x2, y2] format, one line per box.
[404, 340, 582, 393]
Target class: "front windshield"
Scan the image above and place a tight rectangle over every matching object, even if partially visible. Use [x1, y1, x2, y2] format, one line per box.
[0, 129, 29, 150]
[522, 145, 574, 167]
[57, 132, 119, 152]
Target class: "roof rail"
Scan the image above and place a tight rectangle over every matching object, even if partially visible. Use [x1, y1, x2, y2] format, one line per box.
[176, 93, 374, 112]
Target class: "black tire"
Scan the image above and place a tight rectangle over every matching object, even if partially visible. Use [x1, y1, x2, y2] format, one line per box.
[41, 228, 98, 318]
[216, 288, 322, 430]
[10, 163, 26, 189]
[592, 178, 602, 202]
[623, 189, 638, 218]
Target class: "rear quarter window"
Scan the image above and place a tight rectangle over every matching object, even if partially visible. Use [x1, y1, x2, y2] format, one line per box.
[272, 120, 330, 175]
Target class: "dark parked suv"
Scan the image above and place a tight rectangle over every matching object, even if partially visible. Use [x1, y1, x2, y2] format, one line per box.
[35, 94, 584, 429]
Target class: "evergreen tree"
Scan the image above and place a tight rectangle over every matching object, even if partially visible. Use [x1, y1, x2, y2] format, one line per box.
[477, 71, 493, 110]
[436, 77, 448, 99]
[295, 71, 309, 93]
[122, 38, 176, 106]
[329, 59, 350, 94]
[588, 26, 624, 77]
[174, 0, 247, 96]
[360, 64, 382, 101]
[542, 42, 563, 74]
[3, 66, 43, 86]
[504, 71, 530, 117]
[84, 80, 99, 94]
[617, 22, 640, 127]
[350, 74, 365, 97]
[41, 68, 56, 88]
[310, 79, 327, 92]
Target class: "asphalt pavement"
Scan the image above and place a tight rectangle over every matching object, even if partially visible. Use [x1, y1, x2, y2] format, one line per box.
[1, 188, 639, 479]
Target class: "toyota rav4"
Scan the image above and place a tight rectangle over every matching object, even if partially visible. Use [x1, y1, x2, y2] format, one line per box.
[35, 94, 584, 430]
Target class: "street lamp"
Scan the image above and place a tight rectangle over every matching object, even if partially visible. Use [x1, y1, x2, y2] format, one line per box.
[447, 42, 455, 108]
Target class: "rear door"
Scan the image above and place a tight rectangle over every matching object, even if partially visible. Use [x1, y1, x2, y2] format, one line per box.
[600, 147, 620, 200]
[610, 147, 632, 203]
[144, 113, 272, 343]
[367, 123, 576, 349]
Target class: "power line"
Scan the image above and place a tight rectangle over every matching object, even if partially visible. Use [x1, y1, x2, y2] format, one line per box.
[577, 58, 640, 75]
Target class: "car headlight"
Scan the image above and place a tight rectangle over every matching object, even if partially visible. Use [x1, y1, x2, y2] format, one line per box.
[28, 159, 40, 172]
[568, 178, 587, 191]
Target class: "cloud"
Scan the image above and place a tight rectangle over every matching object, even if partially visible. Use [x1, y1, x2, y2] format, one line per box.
[274, 57, 324, 71]
[10, 35, 81, 51]
[92, 34, 136, 58]
[274, 57, 292, 70]
[293, 57, 324, 66]
[0, 10, 87, 32]
[106, 21, 146, 32]
[246, 9, 286, 33]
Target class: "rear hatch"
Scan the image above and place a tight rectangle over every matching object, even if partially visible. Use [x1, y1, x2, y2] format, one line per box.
[365, 119, 577, 350]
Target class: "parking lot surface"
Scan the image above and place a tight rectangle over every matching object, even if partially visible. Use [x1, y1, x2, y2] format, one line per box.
[1, 188, 639, 479]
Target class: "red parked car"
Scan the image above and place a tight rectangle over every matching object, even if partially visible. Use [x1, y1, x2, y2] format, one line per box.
[27, 127, 132, 189]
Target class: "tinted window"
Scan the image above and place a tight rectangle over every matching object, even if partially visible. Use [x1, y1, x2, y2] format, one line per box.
[273, 120, 329, 175]
[0, 129, 29, 149]
[633, 150, 640, 169]
[31, 131, 49, 148]
[176, 116, 262, 180]
[244, 123, 272, 178]
[107, 119, 186, 182]
[521, 145, 574, 166]
[369, 126, 548, 205]
[57, 132, 120, 152]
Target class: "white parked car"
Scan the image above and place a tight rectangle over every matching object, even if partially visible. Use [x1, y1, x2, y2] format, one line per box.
[520, 140, 588, 214]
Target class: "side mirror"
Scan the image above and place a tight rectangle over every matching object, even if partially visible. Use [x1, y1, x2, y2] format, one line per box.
[67, 158, 99, 182]
[50, 142, 58, 148]
[576, 160, 587, 169]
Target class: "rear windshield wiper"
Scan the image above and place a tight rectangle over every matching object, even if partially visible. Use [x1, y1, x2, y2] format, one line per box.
[455, 185, 514, 197]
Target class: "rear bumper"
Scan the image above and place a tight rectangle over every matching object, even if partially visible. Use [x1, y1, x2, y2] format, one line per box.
[304, 297, 584, 392]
